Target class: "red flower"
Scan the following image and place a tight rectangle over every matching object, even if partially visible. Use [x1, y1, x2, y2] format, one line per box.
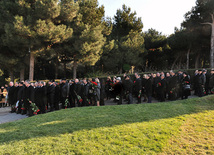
[91, 81, 98, 86]
[185, 81, 189, 84]
[21, 108, 26, 110]
[170, 91, 173, 94]
[158, 83, 161, 86]
[79, 99, 83, 103]
[134, 81, 136, 83]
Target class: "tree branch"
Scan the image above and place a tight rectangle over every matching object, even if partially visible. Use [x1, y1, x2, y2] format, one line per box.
[201, 22, 212, 26]
[211, 13, 214, 22]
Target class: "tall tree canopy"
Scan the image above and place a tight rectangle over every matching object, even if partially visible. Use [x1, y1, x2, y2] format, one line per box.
[101, 4, 144, 73]
[182, 0, 214, 68]
[0, 0, 75, 81]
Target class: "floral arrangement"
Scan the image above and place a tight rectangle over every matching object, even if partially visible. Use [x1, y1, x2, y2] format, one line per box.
[203, 87, 206, 95]
[77, 95, 83, 103]
[65, 98, 69, 109]
[138, 91, 141, 98]
[211, 88, 214, 94]
[21, 103, 26, 111]
[87, 99, 91, 105]
[157, 82, 161, 87]
[170, 87, 176, 94]
[30, 101, 40, 115]
[91, 81, 98, 88]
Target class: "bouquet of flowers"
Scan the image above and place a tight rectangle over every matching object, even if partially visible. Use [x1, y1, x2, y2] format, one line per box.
[91, 81, 98, 88]
[21, 103, 26, 111]
[77, 95, 83, 103]
[138, 91, 141, 98]
[65, 98, 69, 109]
[185, 81, 190, 84]
[29, 100, 40, 115]
[170, 88, 176, 94]
[211, 88, 214, 94]
[203, 87, 206, 95]
[157, 82, 161, 87]
[87, 99, 91, 105]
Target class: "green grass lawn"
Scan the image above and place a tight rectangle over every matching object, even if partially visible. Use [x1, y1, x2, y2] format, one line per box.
[0, 95, 214, 154]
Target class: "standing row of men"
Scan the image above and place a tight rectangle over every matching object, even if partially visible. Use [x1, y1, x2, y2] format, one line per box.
[5, 69, 214, 116]
[7, 78, 102, 116]
[106, 69, 214, 105]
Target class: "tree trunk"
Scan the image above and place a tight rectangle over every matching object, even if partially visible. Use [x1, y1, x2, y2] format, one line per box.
[187, 48, 190, 69]
[210, 22, 214, 68]
[171, 55, 180, 70]
[63, 62, 66, 78]
[55, 59, 59, 79]
[29, 51, 35, 81]
[178, 57, 182, 69]
[9, 71, 14, 82]
[195, 53, 200, 69]
[20, 67, 25, 82]
[73, 60, 77, 79]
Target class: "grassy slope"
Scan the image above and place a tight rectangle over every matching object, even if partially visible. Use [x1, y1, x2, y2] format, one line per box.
[0, 96, 214, 154]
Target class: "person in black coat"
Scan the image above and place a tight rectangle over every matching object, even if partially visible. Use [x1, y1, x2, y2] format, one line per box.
[69, 80, 75, 108]
[23, 81, 35, 116]
[8, 82, 16, 112]
[159, 75, 166, 102]
[123, 75, 133, 104]
[112, 77, 123, 105]
[144, 74, 152, 103]
[154, 72, 161, 100]
[134, 73, 142, 104]
[60, 79, 70, 109]
[47, 80, 55, 111]
[81, 78, 90, 106]
[36, 82, 46, 114]
[198, 70, 206, 97]
[73, 78, 82, 107]
[53, 82, 60, 110]
[209, 69, 214, 93]
[181, 72, 191, 99]
[168, 71, 178, 100]
[16, 82, 25, 114]
[100, 78, 106, 106]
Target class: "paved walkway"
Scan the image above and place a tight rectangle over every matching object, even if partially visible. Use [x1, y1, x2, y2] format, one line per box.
[0, 107, 28, 124]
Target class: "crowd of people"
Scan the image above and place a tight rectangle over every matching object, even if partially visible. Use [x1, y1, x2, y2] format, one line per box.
[0, 69, 214, 117]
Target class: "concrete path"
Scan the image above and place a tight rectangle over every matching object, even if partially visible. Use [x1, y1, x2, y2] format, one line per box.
[0, 107, 28, 124]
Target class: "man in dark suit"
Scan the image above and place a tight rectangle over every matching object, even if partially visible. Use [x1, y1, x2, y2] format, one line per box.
[123, 75, 133, 104]
[134, 73, 142, 104]
[144, 74, 152, 103]
[81, 78, 90, 106]
[16, 82, 25, 114]
[8, 82, 16, 112]
[60, 78, 69, 109]
[23, 81, 34, 116]
[47, 80, 55, 111]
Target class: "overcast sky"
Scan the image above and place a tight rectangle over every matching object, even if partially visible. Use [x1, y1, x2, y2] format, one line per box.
[98, 0, 196, 35]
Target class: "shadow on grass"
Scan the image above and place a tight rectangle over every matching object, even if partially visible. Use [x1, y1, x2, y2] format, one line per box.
[0, 95, 214, 144]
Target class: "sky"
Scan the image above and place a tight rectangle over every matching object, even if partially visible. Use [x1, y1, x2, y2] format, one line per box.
[98, 0, 197, 35]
